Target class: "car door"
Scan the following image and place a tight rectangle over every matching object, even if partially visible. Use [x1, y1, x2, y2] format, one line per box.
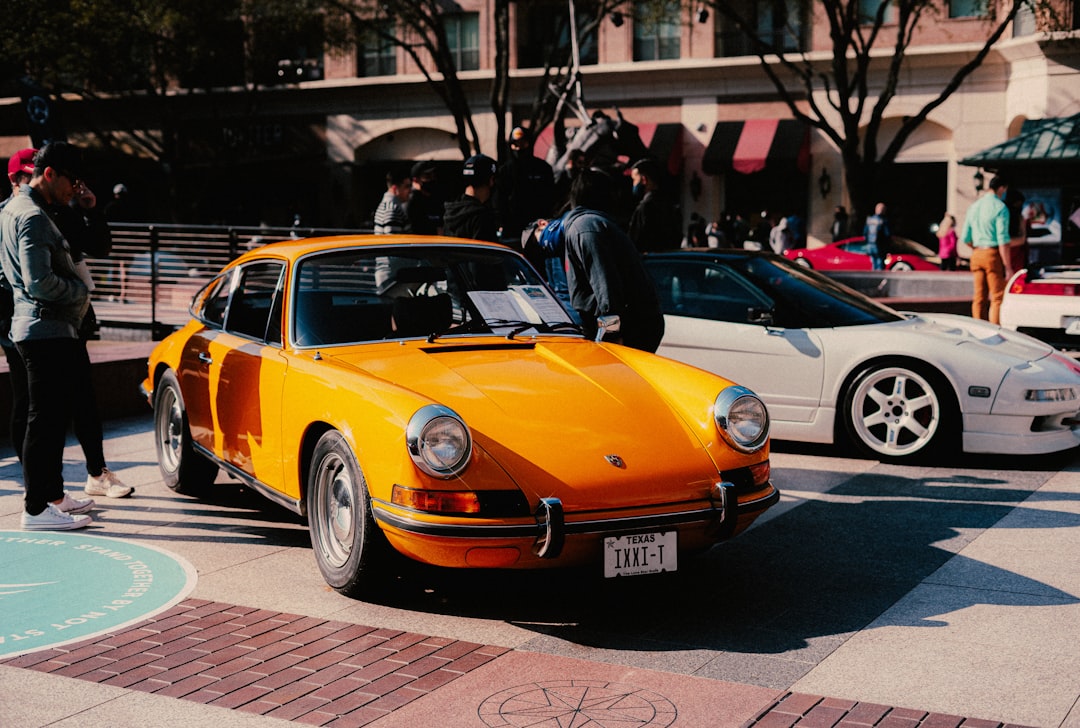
[179, 273, 231, 452]
[828, 240, 872, 270]
[651, 259, 826, 427]
[210, 261, 287, 484]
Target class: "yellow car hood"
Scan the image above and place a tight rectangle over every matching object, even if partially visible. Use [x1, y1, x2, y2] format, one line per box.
[323, 339, 723, 507]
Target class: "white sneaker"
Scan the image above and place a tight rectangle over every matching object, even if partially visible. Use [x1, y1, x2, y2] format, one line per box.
[54, 492, 95, 515]
[23, 503, 91, 531]
[85, 468, 133, 498]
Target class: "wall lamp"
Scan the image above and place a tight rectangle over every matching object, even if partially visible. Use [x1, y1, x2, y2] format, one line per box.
[697, 5, 709, 23]
[973, 169, 985, 193]
[610, 11, 624, 27]
[818, 167, 832, 198]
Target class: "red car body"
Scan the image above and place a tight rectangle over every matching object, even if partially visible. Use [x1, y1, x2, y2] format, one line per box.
[784, 236, 941, 272]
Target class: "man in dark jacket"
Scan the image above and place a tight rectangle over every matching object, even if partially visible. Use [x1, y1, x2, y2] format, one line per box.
[443, 154, 500, 243]
[627, 158, 681, 253]
[495, 126, 555, 243]
[562, 168, 664, 352]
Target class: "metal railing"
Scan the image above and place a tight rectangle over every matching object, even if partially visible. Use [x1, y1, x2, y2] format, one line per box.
[88, 223, 368, 340]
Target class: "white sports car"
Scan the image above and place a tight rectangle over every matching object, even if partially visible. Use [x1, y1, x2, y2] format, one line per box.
[644, 250, 1080, 461]
[1000, 265, 1080, 351]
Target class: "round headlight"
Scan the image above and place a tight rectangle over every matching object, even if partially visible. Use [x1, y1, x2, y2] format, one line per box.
[406, 404, 472, 478]
[714, 386, 769, 453]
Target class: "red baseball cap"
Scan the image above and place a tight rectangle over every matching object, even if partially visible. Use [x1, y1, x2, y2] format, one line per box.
[7, 148, 36, 177]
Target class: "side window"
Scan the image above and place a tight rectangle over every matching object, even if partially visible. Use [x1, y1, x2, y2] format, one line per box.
[193, 274, 231, 329]
[225, 262, 285, 343]
[652, 261, 772, 324]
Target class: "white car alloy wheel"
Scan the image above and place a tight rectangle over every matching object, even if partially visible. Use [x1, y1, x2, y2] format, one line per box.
[844, 364, 950, 459]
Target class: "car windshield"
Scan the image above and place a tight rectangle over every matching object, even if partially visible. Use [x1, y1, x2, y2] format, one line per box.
[292, 245, 581, 346]
[648, 253, 906, 328]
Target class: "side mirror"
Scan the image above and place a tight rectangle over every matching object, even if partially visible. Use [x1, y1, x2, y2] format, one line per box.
[747, 307, 773, 326]
[595, 314, 621, 342]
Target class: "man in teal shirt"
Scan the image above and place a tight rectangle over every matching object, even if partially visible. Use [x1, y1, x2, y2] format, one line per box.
[961, 176, 1013, 323]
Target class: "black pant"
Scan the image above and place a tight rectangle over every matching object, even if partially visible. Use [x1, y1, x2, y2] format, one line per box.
[5, 338, 105, 476]
[72, 339, 106, 475]
[2, 343, 28, 462]
[16, 337, 81, 515]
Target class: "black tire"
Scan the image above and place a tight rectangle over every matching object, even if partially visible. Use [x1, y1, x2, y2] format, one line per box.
[794, 257, 813, 269]
[307, 430, 391, 596]
[153, 370, 219, 494]
[841, 361, 958, 462]
[890, 260, 915, 271]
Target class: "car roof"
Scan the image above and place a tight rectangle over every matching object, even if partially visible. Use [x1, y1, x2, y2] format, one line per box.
[233, 234, 514, 266]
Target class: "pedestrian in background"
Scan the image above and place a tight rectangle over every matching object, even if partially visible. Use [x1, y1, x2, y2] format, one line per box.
[961, 176, 1013, 323]
[0, 142, 95, 530]
[373, 170, 411, 234]
[863, 202, 890, 270]
[0, 148, 34, 461]
[627, 158, 681, 253]
[496, 126, 554, 244]
[831, 205, 850, 242]
[443, 154, 500, 244]
[561, 168, 664, 352]
[936, 213, 958, 271]
[44, 151, 134, 500]
[104, 183, 135, 222]
[769, 216, 794, 254]
[405, 160, 443, 235]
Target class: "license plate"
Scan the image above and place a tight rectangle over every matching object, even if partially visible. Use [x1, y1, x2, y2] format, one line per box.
[603, 531, 677, 578]
[1065, 318, 1080, 335]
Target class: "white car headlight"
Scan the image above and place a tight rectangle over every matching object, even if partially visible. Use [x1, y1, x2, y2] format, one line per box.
[1025, 387, 1076, 402]
[406, 405, 472, 478]
[714, 386, 770, 453]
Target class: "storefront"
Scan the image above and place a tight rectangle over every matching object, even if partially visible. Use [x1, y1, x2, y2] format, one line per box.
[960, 113, 1080, 266]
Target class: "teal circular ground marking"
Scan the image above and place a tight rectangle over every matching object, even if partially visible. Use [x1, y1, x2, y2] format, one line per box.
[0, 531, 197, 658]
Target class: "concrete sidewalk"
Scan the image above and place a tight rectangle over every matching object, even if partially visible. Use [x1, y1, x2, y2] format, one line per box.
[2, 415, 1078, 727]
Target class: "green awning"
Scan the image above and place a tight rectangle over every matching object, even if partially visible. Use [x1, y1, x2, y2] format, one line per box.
[959, 113, 1080, 167]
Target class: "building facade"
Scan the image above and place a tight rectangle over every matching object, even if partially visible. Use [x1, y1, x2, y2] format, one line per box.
[1, 1, 1077, 254]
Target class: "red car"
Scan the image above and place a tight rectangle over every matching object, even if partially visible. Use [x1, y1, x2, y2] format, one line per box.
[784, 236, 942, 272]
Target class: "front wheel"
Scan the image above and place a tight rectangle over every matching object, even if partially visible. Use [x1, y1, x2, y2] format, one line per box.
[153, 370, 218, 494]
[889, 260, 915, 271]
[842, 362, 957, 461]
[307, 431, 391, 596]
[793, 257, 813, 269]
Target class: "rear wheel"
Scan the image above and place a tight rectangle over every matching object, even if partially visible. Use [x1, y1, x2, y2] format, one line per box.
[842, 361, 958, 461]
[307, 431, 391, 596]
[889, 260, 915, 271]
[153, 370, 219, 494]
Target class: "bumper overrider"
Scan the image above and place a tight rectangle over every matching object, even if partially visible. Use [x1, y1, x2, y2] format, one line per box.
[370, 479, 780, 568]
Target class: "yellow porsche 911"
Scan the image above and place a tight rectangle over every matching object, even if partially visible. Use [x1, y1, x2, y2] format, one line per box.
[143, 236, 778, 595]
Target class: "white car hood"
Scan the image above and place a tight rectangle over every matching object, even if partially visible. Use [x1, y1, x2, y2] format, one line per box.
[897, 312, 1055, 364]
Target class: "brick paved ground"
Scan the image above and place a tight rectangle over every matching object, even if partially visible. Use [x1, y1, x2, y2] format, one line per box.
[2, 598, 1032, 728]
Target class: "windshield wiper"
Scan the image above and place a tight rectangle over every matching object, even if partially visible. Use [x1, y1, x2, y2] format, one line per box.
[506, 320, 584, 340]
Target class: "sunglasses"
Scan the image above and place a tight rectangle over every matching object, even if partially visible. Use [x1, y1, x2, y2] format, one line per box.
[53, 168, 81, 186]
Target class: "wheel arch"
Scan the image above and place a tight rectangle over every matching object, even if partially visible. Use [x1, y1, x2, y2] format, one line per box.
[297, 421, 336, 518]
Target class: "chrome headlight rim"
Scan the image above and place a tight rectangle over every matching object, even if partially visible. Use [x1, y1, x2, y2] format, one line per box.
[714, 385, 770, 453]
[406, 404, 473, 479]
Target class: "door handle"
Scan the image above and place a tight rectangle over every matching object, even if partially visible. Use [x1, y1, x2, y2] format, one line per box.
[198, 352, 213, 364]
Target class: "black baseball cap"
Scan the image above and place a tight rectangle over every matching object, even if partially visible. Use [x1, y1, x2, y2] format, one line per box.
[410, 160, 437, 179]
[462, 154, 497, 185]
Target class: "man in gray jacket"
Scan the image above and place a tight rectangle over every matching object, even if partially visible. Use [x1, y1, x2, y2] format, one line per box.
[562, 168, 664, 352]
[0, 142, 95, 530]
